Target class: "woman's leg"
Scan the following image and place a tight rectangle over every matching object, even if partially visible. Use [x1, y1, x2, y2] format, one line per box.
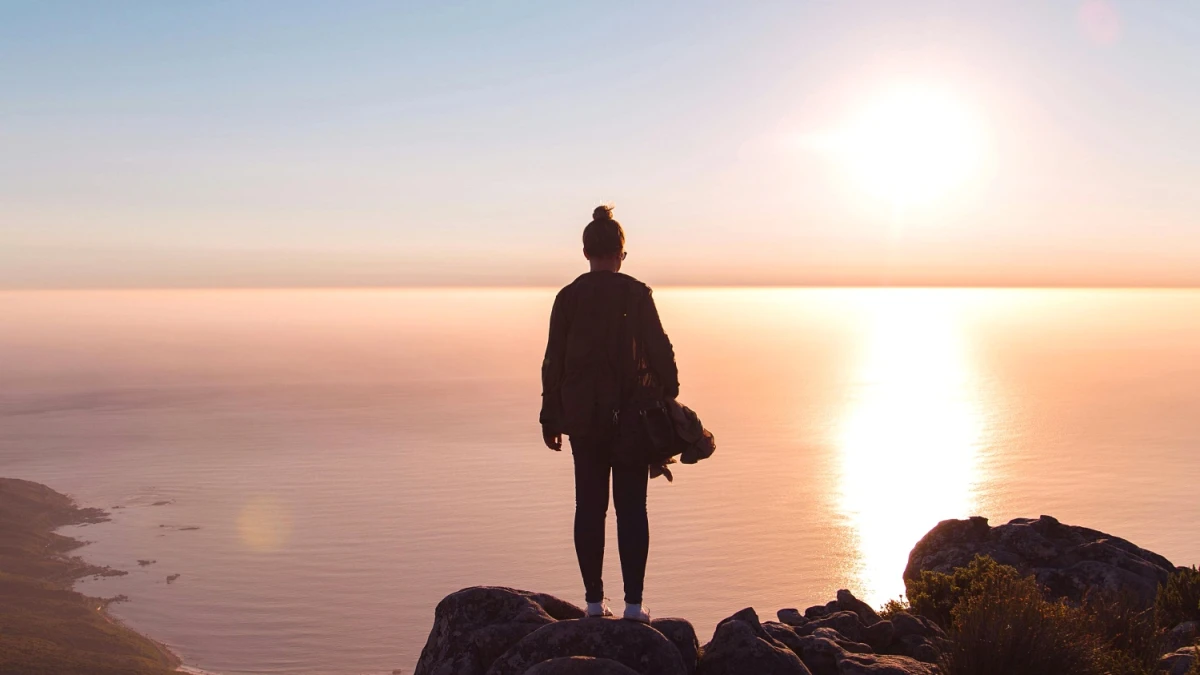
[611, 462, 649, 604]
[571, 444, 611, 604]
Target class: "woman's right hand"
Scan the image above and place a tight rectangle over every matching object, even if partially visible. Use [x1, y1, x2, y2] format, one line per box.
[542, 425, 562, 452]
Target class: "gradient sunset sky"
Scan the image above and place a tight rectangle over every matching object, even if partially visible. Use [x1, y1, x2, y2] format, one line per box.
[3, 1, 1198, 288]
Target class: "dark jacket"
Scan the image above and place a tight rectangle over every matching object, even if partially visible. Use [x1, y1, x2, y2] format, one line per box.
[540, 271, 679, 439]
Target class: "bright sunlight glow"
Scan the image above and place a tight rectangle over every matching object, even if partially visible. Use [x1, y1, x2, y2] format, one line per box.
[821, 85, 986, 210]
[836, 292, 985, 604]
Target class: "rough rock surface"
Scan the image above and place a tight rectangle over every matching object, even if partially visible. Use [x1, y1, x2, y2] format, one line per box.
[415, 586, 585, 675]
[905, 515, 1176, 607]
[789, 636, 844, 675]
[652, 618, 700, 675]
[796, 589, 885, 626]
[882, 612, 947, 663]
[761, 623, 842, 675]
[523, 656, 644, 675]
[698, 608, 812, 675]
[486, 618, 686, 675]
[760, 615, 937, 675]
[1159, 647, 1199, 675]
[416, 586, 951, 675]
[1165, 620, 1200, 653]
[777, 608, 808, 627]
[791, 610, 893, 653]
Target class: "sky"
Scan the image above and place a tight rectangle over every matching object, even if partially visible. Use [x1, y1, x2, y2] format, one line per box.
[3, 1, 1199, 288]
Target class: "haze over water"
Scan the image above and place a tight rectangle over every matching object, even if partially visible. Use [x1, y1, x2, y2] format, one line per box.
[2, 287, 1199, 675]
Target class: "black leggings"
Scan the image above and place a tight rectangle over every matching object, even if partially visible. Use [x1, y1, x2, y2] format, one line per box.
[570, 438, 649, 605]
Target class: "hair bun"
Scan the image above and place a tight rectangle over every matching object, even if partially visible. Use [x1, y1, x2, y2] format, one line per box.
[592, 205, 613, 222]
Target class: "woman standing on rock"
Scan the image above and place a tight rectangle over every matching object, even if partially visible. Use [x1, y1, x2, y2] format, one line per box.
[539, 205, 680, 624]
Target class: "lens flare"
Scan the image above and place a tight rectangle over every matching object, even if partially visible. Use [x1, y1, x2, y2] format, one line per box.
[237, 496, 293, 552]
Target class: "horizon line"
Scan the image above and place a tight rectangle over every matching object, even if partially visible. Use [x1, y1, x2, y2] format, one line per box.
[4, 283, 1200, 292]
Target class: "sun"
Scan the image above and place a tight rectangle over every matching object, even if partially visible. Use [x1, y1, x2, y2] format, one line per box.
[828, 85, 986, 209]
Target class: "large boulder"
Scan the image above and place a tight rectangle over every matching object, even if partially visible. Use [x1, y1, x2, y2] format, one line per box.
[698, 608, 812, 675]
[415, 586, 585, 675]
[882, 613, 946, 664]
[485, 618, 686, 675]
[652, 618, 700, 675]
[905, 515, 1175, 607]
[524, 656, 642, 675]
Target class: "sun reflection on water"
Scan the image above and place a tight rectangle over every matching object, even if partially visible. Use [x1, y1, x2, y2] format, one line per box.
[836, 293, 985, 605]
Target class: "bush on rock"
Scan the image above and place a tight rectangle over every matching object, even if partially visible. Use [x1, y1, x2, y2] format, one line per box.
[1158, 567, 1200, 631]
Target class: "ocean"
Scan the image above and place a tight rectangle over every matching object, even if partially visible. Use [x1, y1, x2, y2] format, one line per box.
[2, 288, 1198, 674]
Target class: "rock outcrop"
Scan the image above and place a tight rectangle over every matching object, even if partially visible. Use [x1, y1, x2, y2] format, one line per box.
[486, 618, 687, 675]
[414, 586, 585, 675]
[777, 592, 945, 665]
[651, 618, 700, 675]
[755, 596, 938, 675]
[905, 515, 1176, 607]
[415, 587, 696, 675]
[415, 516, 1189, 675]
[698, 608, 811, 675]
[415, 587, 938, 675]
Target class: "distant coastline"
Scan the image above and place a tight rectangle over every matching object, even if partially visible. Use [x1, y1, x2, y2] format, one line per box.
[0, 477, 182, 674]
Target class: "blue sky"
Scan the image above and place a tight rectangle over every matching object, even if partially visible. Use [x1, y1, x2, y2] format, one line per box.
[3, 1, 1199, 287]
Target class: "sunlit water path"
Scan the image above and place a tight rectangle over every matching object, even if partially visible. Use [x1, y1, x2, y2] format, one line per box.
[2, 288, 1198, 674]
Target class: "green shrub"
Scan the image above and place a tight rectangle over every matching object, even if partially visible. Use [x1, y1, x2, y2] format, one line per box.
[906, 554, 1022, 628]
[1083, 590, 1162, 675]
[913, 556, 1162, 675]
[878, 596, 910, 619]
[1157, 566, 1200, 629]
[939, 570, 1107, 675]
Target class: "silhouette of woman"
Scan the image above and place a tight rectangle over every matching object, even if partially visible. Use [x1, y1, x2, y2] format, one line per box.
[539, 205, 680, 623]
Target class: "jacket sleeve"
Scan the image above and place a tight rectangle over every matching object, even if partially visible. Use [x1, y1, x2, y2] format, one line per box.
[539, 289, 569, 430]
[640, 288, 680, 400]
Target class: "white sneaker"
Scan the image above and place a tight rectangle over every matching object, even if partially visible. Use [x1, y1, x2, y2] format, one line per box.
[622, 603, 651, 623]
[585, 601, 612, 618]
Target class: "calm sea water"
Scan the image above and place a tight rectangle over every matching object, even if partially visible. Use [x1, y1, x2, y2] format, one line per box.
[2, 288, 1199, 675]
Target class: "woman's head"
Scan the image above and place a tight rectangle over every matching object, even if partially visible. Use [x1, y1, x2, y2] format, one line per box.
[583, 205, 625, 270]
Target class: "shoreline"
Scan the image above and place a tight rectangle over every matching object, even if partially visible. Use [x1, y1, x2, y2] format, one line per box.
[96, 599, 185, 673]
[0, 477, 186, 674]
